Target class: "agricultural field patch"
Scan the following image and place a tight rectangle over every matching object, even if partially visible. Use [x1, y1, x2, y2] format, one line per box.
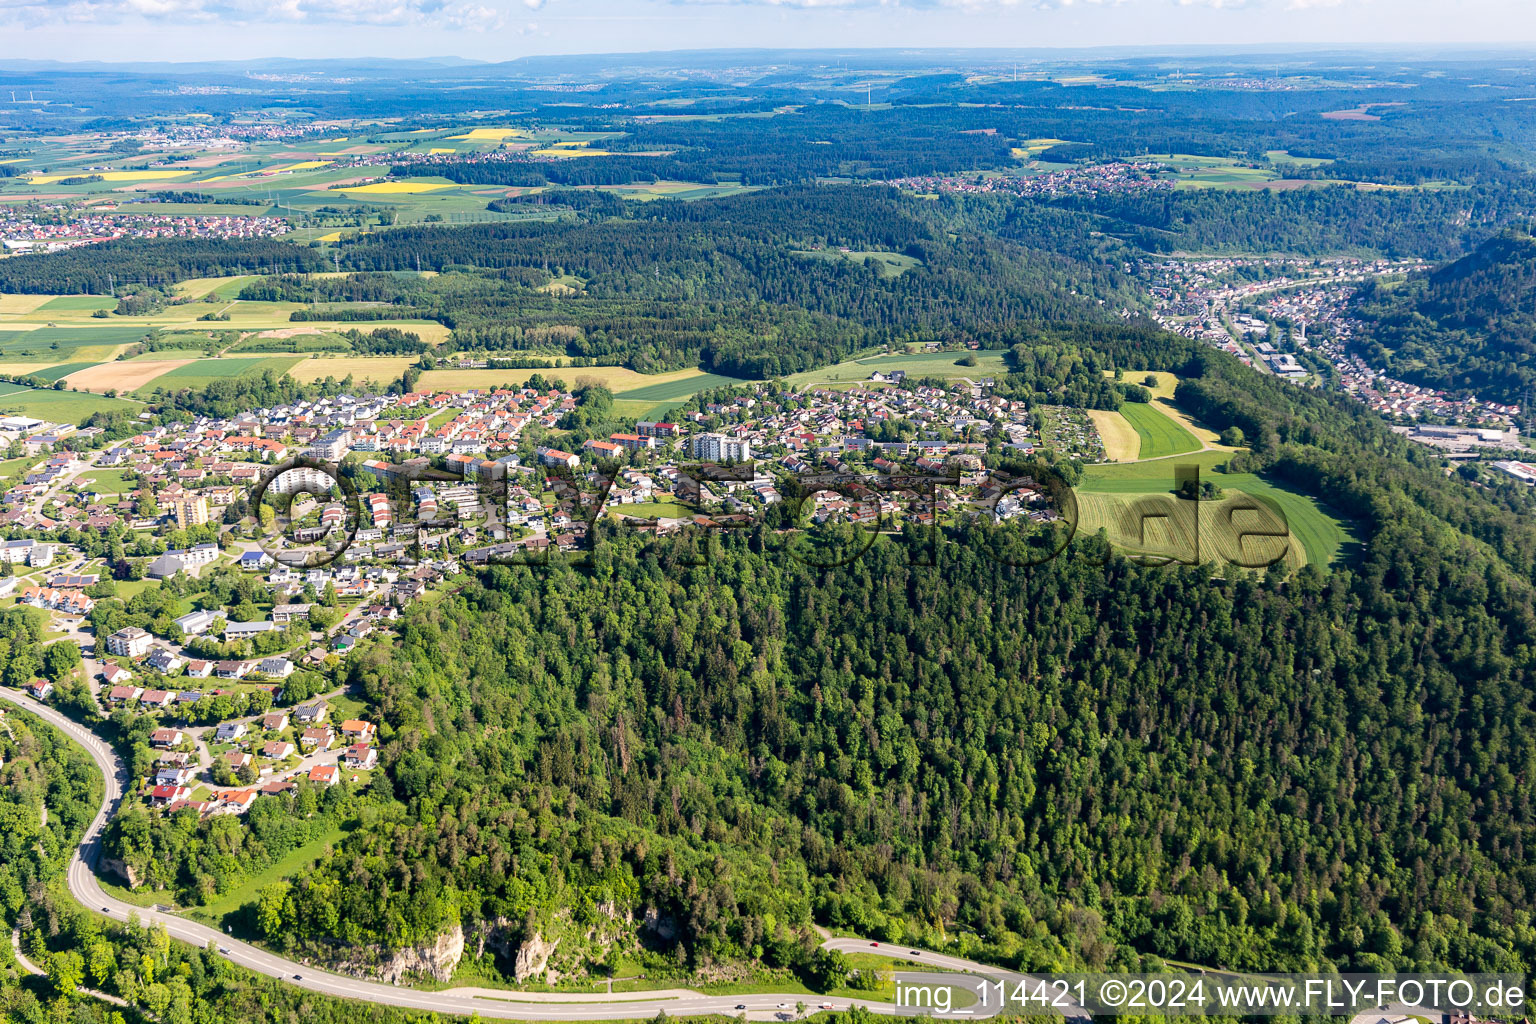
[38, 295, 115, 312]
[615, 371, 753, 402]
[66, 358, 195, 393]
[0, 295, 52, 315]
[1119, 401, 1202, 459]
[25, 170, 197, 185]
[417, 364, 726, 396]
[122, 356, 300, 396]
[787, 348, 1007, 387]
[1087, 409, 1140, 461]
[286, 355, 419, 384]
[332, 181, 456, 195]
[30, 360, 100, 382]
[0, 325, 152, 360]
[448, 128, 532, 141]
[1077, 455, 1356, 569]
[0, 381, 139, 423]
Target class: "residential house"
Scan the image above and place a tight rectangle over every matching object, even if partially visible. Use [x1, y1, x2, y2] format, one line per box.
[148, 784, 193, 807]
[342, 743, 378, 770]
[214, 721, 247, 742]
[261, 741, 295, 760]
[145, 649, 184, 676]
[105, 681, 140, 702]
[150, 727, 184, 748]
[300, 726, 334, 750]
[308, 764, 338, 786]
[340, 719, 376, 742]
[260, 711, 290, 732]
[293, 703, 327, 725]
[257, 656, 294, 679]
[154, 766, 196, 787]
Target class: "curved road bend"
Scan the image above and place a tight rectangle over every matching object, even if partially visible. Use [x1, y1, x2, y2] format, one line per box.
[1, 686, 1042, 1020]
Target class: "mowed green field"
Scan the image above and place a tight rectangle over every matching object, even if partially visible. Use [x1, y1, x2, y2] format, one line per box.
[1119, 401, 1201, 458]
[615, 372, 752, 402]
[31, 360, 100, 382]
[132, 356, 304, 396]
[39, 295, 116, 312]
[787, 349, 1008, 387]
[0, 325, 150, 360]
[1077, 454, 1356, 568]
[0, 381, 140, 423]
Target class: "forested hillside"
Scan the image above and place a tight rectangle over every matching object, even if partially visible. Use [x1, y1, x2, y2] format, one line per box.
[331, 188, 1136, 376]
[219, 335, 1536, 982]
[1351, 229, 1536, 402]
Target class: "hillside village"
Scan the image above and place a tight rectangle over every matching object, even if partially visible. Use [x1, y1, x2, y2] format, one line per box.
[1143, 254, 1525, 430]
[1, 365, 1076, 824]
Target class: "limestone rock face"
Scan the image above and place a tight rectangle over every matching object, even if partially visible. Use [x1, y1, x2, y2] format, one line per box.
[514, 931, 560, 983]
[346, 923, 466, 985]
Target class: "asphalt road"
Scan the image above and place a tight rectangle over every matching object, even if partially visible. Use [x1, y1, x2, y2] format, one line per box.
[0, 685, 1018, 1021]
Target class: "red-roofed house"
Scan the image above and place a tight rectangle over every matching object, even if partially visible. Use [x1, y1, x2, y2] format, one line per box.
[308, 764, 338, 787]
[149, 784, 192, 806]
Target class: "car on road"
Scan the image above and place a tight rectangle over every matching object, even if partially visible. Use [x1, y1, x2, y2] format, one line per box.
[777, 1003, 790, 1009]
[870, 941, 878, 947]
[735, 1005, 747, 1010]
[293, 974, 303, 981]
[218, 947, 230, 954]
[910, 950, 921, 955]
[820, 1003, 835, 1010]
[101, 906, 110, 913]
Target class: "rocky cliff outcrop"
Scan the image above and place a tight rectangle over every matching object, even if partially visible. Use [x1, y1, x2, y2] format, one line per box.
[514, 932, 560, 983]
[339, 923, 466, 985]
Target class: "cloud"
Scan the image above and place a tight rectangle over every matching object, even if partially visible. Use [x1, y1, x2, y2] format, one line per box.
[0, 0, 508, 27]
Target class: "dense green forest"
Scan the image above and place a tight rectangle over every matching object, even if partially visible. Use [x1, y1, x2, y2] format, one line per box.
[188, 332, 1536, 983]
[329, 188, 1135, 376]
[1350, 229, 1536, 403]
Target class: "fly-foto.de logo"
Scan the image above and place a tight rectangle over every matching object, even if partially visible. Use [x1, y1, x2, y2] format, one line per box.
[246, 455, 1292, 572]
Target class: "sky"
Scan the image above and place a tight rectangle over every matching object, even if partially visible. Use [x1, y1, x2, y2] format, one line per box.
[2, 0, 1536, 64]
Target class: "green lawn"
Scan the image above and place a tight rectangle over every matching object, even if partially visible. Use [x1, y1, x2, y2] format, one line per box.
[79, 469, 134, 494]
[786, 349, 1008, 387]
[0, 382, 140, 424]
[609, 501, 696, 520]
[1119, 401, 1201, 459]
[0, 455, 36, 483]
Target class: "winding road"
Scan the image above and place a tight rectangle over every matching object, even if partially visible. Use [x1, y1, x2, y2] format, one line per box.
[0, 686, 1440, 1024]
[0, 685, 1028, 1021]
